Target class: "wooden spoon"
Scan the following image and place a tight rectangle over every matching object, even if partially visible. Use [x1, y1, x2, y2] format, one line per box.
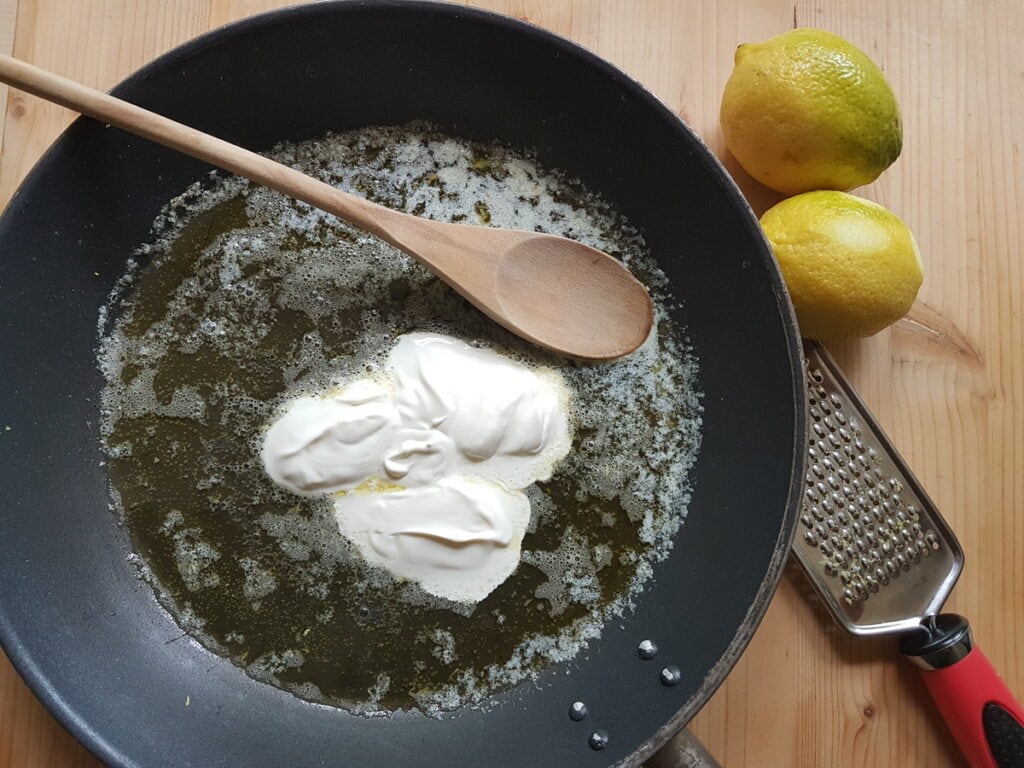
[0, 54, 653, 361]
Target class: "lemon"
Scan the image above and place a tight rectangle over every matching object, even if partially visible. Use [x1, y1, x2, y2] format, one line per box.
[760, 191, 922, 341]
[720, 28, 902, 194]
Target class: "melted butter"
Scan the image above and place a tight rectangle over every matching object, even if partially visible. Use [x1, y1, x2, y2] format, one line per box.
[98, 125, 703, 714]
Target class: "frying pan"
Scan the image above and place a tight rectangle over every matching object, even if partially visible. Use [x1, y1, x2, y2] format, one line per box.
[0, 3, 805, 766]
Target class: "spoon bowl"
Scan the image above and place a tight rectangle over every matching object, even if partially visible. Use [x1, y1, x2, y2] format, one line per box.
[492, 234, 653, 360]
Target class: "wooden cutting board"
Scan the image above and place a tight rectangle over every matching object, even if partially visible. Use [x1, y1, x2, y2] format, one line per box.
[1, 2, 1021, 766]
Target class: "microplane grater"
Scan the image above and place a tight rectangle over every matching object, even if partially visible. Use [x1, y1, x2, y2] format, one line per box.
[793, 342, 964, 636]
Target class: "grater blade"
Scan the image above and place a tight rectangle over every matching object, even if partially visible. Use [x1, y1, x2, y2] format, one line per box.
[793, 342, 965, 636]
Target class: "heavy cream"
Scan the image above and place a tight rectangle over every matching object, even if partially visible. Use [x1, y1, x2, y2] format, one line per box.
[261, 332, 571, 602]
[335, 476, 531, 602]
[261, 380, 400, 494]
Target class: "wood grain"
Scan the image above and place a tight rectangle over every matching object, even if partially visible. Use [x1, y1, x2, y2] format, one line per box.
[1, 2, 1021, 767]
[0, 0, 16, 138]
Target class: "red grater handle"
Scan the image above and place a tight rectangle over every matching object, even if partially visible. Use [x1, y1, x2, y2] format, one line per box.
[903, 615, 1024, 768]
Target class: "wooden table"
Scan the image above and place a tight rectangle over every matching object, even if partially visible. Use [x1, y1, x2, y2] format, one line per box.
[1, 2, 1021, 766]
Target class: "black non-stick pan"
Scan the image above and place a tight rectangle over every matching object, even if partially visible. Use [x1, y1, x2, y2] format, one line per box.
[0, 3, 805, 766]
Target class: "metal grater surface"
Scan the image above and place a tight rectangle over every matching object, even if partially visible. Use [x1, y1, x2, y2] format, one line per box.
[793, 343, 964, 636]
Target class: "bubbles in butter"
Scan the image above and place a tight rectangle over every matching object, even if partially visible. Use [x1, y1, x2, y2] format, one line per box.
[96, 124, 704, 715]
[262, 332, 572, 602]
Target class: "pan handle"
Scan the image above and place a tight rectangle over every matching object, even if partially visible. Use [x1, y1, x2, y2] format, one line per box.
[902, 614, 1024, 768]
[646, 728, 722, 768]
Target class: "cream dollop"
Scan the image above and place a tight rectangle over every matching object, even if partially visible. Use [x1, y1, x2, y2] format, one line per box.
[261, 380, 399, 494]
[335, 476, 531, 601]
[261, 332, 571, 603]
[389, 333, 570, 488]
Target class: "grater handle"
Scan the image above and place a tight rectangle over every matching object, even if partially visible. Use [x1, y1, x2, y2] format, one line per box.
[902, 615, 1024, 767]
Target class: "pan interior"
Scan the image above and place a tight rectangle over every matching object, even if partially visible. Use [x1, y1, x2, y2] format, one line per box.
[98, 124, 703, 714]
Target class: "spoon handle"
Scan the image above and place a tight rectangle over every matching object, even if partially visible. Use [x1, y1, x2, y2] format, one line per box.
[0, 54, 654, 361]
[0, 53, 401, 242]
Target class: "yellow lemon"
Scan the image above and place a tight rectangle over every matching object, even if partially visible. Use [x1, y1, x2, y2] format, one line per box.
[760, 191, 923, 341]
[720, 28, 902, 194]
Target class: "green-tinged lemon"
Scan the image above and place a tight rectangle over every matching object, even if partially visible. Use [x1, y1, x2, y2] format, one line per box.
[721, 28, 902, 194]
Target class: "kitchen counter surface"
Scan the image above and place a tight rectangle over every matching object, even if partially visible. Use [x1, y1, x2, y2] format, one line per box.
[1, 2, 1021, 766]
